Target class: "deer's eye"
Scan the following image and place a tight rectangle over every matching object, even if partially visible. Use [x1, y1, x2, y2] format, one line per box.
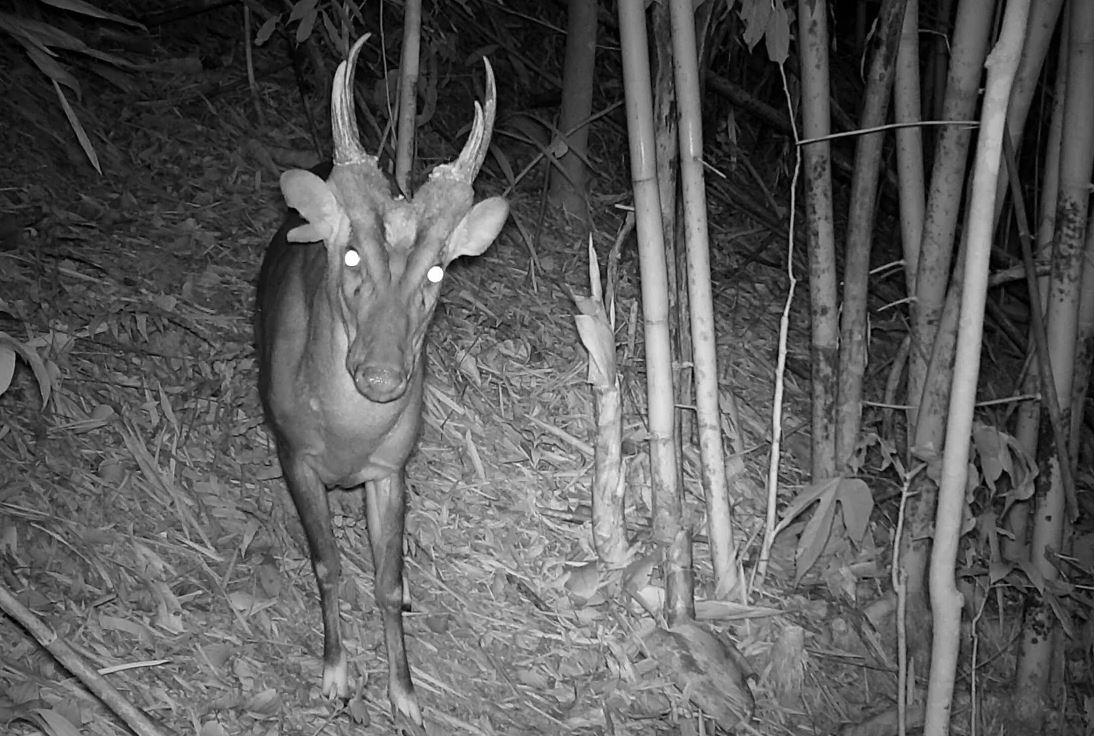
[426, 265, 444, 284]
[344, 249, 361, 267]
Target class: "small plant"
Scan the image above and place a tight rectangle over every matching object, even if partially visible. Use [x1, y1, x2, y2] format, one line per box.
[0, 331, 52, 407]
[0, 0, 141, 173]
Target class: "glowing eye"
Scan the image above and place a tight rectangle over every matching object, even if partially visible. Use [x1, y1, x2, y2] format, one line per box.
[427, 265, 444, 283]
[344, 249, 361, 267]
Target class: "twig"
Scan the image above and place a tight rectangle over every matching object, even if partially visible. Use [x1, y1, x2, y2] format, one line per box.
[0, 582, 176, 736]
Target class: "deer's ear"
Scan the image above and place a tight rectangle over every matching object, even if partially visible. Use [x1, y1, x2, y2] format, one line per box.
[444, 197, 509, 261]
[280, 169, 346, 244]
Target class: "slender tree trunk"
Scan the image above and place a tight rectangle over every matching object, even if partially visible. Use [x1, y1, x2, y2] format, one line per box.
[550, 0, 598, 221]
[835, 0, 908, 469]
[892, 8, 924, 715]
[927, 0, 953, 132]
[394, 0, 422, 192]
[798, 0, 838, 481]
[900, 0, 995, 655]
[993, 0, 1065, 222]
[650, 0, 690, 480]
[922, 4, 1029, 734]
[1012, 1, 1094, 727]
[669, 0, 736, 596]
[1070, 217, 1094, 466]
[617, 0, 691, 626]
[908, 0, 995, 433]
[1009, 22, 1068, 563]
[895, 0, 925, 298]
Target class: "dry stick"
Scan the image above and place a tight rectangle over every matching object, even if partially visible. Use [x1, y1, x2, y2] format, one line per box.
[1001, 132, 1078, 519]
[242, 3, 264, 126]
[0, 583, 175, 736]
[605, 212, 635, 329]
[754, 61, 800, 584]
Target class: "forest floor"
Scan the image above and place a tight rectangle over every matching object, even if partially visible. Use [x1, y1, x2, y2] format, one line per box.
[0, 18, 943, 736]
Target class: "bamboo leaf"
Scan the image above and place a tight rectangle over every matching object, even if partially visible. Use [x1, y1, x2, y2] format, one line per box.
[255, 15, 280, 46]
[53, 80, 101, 174]
[296, 11, 316, 44]
[38, 0, 142, 28]
[87, 61, 135, 92]
[835, 478, 873, 543]
[795, 491, 837, 582]
[289, 0, 318, 22]
[774, 476, 839, 536]
[75, 45, 134, 69]
[22, 43, 81, 94]
[31, 708, 81, 736]
[0, 332, 53, 406]
[738, 0, 771, 51]
[0, 12, 90, 53]
[0, 344, 14, 397]
[764, 2, 790, 64]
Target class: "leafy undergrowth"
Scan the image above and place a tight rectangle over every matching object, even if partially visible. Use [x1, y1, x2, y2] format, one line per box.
[0, 17, 1026, 736]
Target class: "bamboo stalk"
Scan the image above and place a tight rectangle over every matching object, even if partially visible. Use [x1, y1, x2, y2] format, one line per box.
[668, 0, 736, 597]
[616, 0, 691, 625]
